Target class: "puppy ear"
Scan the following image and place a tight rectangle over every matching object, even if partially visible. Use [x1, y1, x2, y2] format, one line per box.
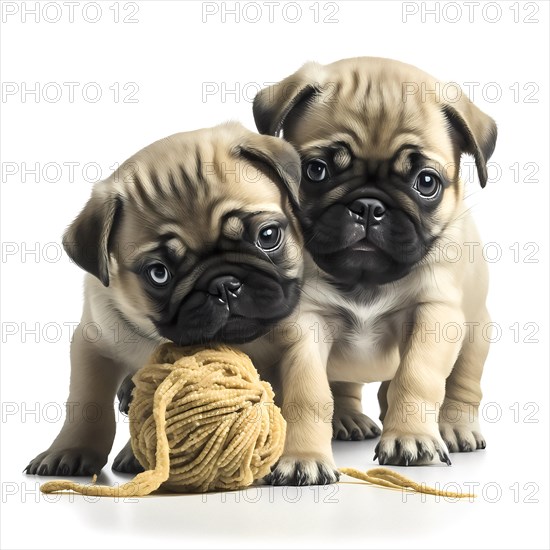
[442, 97, 497, 188]
[238, 134, 302, 210]
[62, 185, 122, 287]
[253, 63, 321, 136]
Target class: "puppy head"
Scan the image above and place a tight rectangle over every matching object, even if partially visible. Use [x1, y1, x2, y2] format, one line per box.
[254, 57, 497, 286]
[63, 122, 303, 345]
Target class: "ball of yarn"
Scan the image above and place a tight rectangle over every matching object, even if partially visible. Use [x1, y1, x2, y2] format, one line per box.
[40, 344, 286, 496]
[39, 346, 476, 501]
[130, 344, 286, 493]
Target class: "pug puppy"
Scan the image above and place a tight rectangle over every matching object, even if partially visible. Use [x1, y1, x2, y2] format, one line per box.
[251, 57, 497, 484]
[25, 122, 303, 476]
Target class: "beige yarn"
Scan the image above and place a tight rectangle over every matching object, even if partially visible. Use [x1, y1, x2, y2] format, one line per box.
[339, 468, 475, 498]
[41, 344, 286, 496]
[40, 344, 475, 500]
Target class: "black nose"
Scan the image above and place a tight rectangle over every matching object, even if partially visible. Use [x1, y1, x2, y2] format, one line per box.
[208, 276, 242, 303]
[348, 198, 386, 224]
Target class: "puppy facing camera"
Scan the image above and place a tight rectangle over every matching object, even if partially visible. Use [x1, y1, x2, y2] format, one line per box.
[252, 57, 497, 483]
[25, 122, 304, 477]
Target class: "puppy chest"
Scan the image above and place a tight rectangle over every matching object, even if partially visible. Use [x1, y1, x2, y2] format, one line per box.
[327, 305, 402, 383]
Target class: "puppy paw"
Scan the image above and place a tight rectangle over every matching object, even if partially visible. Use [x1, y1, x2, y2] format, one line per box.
[439, 421, 486, 453]
[112, 444, 145, 474]
[117, 374, 135, 415]
[374, 432, 451, 466]
[25, 448, 107, 476]
[266, 456, 340, 486]
[333, 409, 381, 440]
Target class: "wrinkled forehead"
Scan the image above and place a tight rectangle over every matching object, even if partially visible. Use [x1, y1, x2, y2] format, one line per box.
[285, 73, 455, 167]
[116, 151, 287, 255]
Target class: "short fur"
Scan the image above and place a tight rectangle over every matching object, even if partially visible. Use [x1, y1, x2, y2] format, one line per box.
[26, 122, 304, 476]
[249, 57, 497, 484]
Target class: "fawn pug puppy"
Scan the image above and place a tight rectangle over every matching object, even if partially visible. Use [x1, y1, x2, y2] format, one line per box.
[251, 57, 497, 484]
[26, 122, 304, 476]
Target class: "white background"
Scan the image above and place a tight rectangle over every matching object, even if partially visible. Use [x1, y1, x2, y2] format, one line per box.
[0, 1, 548, 549]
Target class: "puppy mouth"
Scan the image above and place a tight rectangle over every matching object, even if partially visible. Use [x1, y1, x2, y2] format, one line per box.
[349, 238, 378, 252]
[154, 270, 301, 346]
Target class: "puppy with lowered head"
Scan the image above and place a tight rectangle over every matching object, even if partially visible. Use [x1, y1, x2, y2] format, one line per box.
[26, 122, 303, 476]
[251, 57, 497, 484]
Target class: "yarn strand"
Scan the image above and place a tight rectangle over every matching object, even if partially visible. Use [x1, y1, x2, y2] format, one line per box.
[339, 467, 476, 498]
[39, 345, 476, 500]
[41, 345, 286, 496]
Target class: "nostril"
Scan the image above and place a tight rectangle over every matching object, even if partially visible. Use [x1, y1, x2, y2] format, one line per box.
[372, 204, 385, 220]
[349, 202, 366, 217]
[225, 280, 242, 297]
[208, 276, 242, 302]
[348, 198, 386, 223]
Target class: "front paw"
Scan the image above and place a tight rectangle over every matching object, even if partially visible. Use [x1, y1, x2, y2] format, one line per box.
[333, 409, 381, 440]
[374, 431, 451, 466]
[25, 448, 107, 476]
[117, 374, 135, 415]
[112, 442, 145, 474]
[439, 421, 486, 453]
[266, 455, 340, 486]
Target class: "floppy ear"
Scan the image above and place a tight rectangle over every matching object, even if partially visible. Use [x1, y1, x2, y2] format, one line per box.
[237, 133, 302, 210]
[441, 96, 497, 188]
[253, 63, 321, 137]
[62, 185, 122, 287]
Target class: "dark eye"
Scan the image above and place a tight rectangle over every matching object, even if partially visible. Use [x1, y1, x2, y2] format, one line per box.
[257, 224, 283, 251]
[414, 171, 441, 199]
[147, 263, 170, 286]
[305, 159, 328, 182]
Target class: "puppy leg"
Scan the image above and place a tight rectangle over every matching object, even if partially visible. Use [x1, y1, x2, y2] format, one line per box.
[331, 382, 380, 440]
[112, 439, 145, 474]
[267, 313, 339, 486]
[117, 374, 135, 415]
[439, 310, 489, 452]
[375, 305, 463, 466]
[377, 381, 390, 423]
[25, 328, 125, 476]
[111, 376, 144, 473]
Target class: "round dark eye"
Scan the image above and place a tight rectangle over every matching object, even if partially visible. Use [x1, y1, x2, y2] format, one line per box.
[305, 159, 328, 182]
[257, 225, 283, 251]
[147, 263, 170, 286]
[414, 171, 441, 198]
